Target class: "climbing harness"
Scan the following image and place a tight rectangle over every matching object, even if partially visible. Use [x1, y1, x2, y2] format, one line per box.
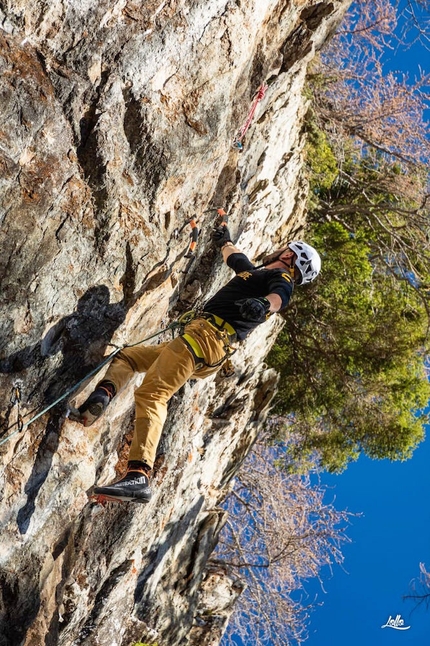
[177, 309, 237, 370]
[199, 311, 236, 343]
[0, 321, 181, 449]
[233, 84, 268, 150]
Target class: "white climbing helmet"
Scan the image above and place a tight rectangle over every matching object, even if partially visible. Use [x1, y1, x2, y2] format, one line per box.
[287, 241, 321, 285]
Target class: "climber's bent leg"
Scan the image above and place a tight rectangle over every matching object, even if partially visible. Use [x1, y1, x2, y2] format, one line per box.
[103, 343, 169, 392]
[129, 320, 230, 465]
[70, 343, 169, 427]
[92, 323, 228, 503]
[93, 337, 196, 503]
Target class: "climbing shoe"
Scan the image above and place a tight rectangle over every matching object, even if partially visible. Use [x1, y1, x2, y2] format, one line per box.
[69, 381, 116, 427]
[93, 462, 152, 504]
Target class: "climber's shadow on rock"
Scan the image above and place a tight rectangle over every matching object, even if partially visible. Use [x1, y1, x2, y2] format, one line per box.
[10, 284, 129, 535]
[10, 285, 130, 535]
[0, 242, 161, 405]
[16, 409, 63, 535]
[41, 284, 127, 403]
[0, 284, 127, 404]
[5, 243, 152, 534]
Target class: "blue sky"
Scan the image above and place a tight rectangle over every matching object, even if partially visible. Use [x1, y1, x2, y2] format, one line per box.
[227, 437, 430, 646]
[305, 437, 430, 645]
[226, 438, 430, 646]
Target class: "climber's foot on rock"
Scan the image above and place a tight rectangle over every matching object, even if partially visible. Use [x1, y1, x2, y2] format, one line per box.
[69, 381, 116, 427]
[92, 462, 152, 504]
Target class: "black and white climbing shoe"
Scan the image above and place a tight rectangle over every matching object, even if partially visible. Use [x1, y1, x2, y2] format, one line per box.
[93, 469, 152, 504]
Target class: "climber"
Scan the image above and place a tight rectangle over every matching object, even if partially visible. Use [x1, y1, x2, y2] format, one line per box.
[70, 226, 321, 503]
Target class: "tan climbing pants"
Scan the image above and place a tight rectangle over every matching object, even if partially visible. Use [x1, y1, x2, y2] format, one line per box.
[101, 318, 231, 468]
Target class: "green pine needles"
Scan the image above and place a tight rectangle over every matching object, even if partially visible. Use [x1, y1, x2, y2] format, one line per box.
[268, 119, 430, 473]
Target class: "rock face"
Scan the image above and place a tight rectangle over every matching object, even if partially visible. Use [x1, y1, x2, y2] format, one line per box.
[0, 1, 348, 645]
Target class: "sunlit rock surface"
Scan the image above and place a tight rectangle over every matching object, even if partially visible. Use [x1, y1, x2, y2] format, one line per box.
[0, 1, 349, 644]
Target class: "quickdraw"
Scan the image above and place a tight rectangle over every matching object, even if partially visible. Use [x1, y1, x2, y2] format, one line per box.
[183, 218, 200, 274]
[10, 385, 24, 433]
[184, 219, 199, 259]
[182, 208, 226, 273]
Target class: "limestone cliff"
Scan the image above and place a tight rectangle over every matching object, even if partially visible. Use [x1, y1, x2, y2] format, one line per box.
[0, 1, 348, 645]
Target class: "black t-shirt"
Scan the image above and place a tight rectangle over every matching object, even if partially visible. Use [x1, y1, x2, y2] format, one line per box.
[203, 252, 293, 340]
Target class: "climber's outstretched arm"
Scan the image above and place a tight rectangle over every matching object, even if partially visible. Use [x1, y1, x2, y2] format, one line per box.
[212, 223, 242, 263]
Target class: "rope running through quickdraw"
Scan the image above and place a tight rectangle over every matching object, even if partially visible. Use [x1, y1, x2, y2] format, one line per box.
[0, 321, 181, 449]
[233, 84, 268, 150]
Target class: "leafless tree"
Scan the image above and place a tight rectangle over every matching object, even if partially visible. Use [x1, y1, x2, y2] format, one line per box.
[310, 0, 430, 167]
[215, 436, 352, 646]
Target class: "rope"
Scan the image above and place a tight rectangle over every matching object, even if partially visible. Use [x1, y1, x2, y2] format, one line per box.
[0, 321, 180, 448]
[233, 84, 268, 149]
